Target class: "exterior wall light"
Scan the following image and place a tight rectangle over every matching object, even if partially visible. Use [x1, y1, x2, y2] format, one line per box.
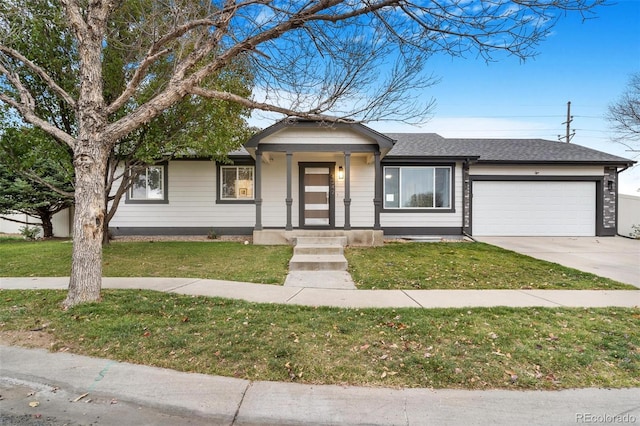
[338, 166, 344, 181]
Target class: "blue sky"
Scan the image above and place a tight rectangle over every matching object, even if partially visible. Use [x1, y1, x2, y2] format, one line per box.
[249, 1, 640, 194]
[368, 0, 640, 194]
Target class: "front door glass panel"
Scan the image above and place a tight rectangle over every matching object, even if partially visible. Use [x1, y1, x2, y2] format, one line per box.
[304, 167, 330, 226]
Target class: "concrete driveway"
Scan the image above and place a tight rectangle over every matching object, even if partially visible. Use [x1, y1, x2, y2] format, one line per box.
[475, 236, 640, 288]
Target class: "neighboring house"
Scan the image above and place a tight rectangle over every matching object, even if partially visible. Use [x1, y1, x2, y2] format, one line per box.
[618, 194, 640, 238]
[109, 119, 636, 245]
[0, 209, 72, 238]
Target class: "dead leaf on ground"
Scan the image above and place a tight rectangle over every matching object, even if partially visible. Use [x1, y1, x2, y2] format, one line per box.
[505, 370, 518, 383]
[72, 393, 89, 402]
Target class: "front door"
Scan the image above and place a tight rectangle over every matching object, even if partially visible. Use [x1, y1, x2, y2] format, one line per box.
[299, 163, 334, 227]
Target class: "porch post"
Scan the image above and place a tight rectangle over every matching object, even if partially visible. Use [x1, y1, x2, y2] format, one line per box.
[285, 152, 293, 231]
[343, 152, 351, 230]
[255, 149, 263, 230]
[373, 150, 381, 230]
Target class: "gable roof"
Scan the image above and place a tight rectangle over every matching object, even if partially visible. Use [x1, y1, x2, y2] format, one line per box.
[245, 118, 395, 151]
[386, 133, 635, 165]
[236, 119, 634, 166]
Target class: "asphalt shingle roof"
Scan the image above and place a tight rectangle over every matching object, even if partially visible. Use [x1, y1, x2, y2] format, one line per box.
[386, 133, 634, 164]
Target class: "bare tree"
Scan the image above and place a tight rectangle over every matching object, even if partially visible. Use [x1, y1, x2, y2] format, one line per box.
[1, 0, 606, 307]
[608, 72, 640, 152]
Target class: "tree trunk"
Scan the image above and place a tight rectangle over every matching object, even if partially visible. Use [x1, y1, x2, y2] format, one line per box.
[38, 209, 54, 238]
[101, 154, 119, 246]
[62, 7, 109, 308]
[63, 145, 109, 308]
[102, 221, 111, 245]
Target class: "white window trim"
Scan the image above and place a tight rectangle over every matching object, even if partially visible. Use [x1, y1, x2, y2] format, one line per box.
[128, 164, 167, 203]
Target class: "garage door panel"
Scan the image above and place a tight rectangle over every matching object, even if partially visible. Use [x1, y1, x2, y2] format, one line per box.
[472, 181, 595, 236]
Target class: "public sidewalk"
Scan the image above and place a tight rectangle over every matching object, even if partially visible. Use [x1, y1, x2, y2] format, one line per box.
[2, 346, 640, 426]
[1, 276, 639, 308]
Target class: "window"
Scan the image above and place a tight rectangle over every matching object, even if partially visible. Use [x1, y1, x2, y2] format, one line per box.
[127, 164, 168, 203]
[220, 166, 254, 200]
[384, 166, 451, 209]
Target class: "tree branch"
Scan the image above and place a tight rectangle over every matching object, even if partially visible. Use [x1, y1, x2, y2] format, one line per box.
[16, 168, 75, 198]
[189, 86, 346, 121]
[0, 92, 76, 148]
[106, 47, 171, 115]
[0, 216, 43, 227]
[0, 45, 77, 109]
[105, 0, 392, 141]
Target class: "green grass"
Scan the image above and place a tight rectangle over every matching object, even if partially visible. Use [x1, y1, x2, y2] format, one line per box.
[0, 238, 634, 290]
[346, 242, 634, 290]
[0, 237, 74, 276]
[1, 289, 638, 389]
[102, 242, 291, 284]
[0, 239, 291, 284]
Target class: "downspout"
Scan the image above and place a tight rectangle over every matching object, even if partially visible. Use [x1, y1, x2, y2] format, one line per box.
[463, 231, 477, 242]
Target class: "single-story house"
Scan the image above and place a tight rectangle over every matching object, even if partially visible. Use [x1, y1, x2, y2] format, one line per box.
[109, 119, 635, 245]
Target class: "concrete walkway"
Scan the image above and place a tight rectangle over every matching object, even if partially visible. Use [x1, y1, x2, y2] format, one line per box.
[1, 276, 639, 308]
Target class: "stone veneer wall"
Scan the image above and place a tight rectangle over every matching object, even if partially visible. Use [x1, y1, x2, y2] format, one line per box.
[462, 165, 471, 231]
[603, 167, 617, 233]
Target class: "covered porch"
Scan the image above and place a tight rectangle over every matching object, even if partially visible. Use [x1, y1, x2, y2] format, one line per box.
[244, 120, 394, 246]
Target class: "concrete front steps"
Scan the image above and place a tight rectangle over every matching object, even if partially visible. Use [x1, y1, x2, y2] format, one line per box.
[288, 237, 348, 271]
[284, 237, 356, 289]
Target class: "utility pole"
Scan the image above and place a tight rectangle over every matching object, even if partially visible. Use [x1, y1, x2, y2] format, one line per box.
[558, 101, 575, 143]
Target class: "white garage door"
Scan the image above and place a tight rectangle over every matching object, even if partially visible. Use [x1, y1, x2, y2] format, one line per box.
[472, 181, 596, 236]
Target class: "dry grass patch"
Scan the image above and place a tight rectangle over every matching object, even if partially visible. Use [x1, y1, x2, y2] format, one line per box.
[1, 289, 638, 389]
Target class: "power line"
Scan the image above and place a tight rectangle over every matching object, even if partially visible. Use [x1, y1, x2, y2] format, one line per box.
[434, 114, 606, 120]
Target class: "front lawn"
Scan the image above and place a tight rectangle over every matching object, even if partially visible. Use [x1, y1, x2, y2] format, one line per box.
[1, 289, 638, 389]
[346, 242, 634, 290]
[0, 238, 292, 284]
[0, 237, 634, 290]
